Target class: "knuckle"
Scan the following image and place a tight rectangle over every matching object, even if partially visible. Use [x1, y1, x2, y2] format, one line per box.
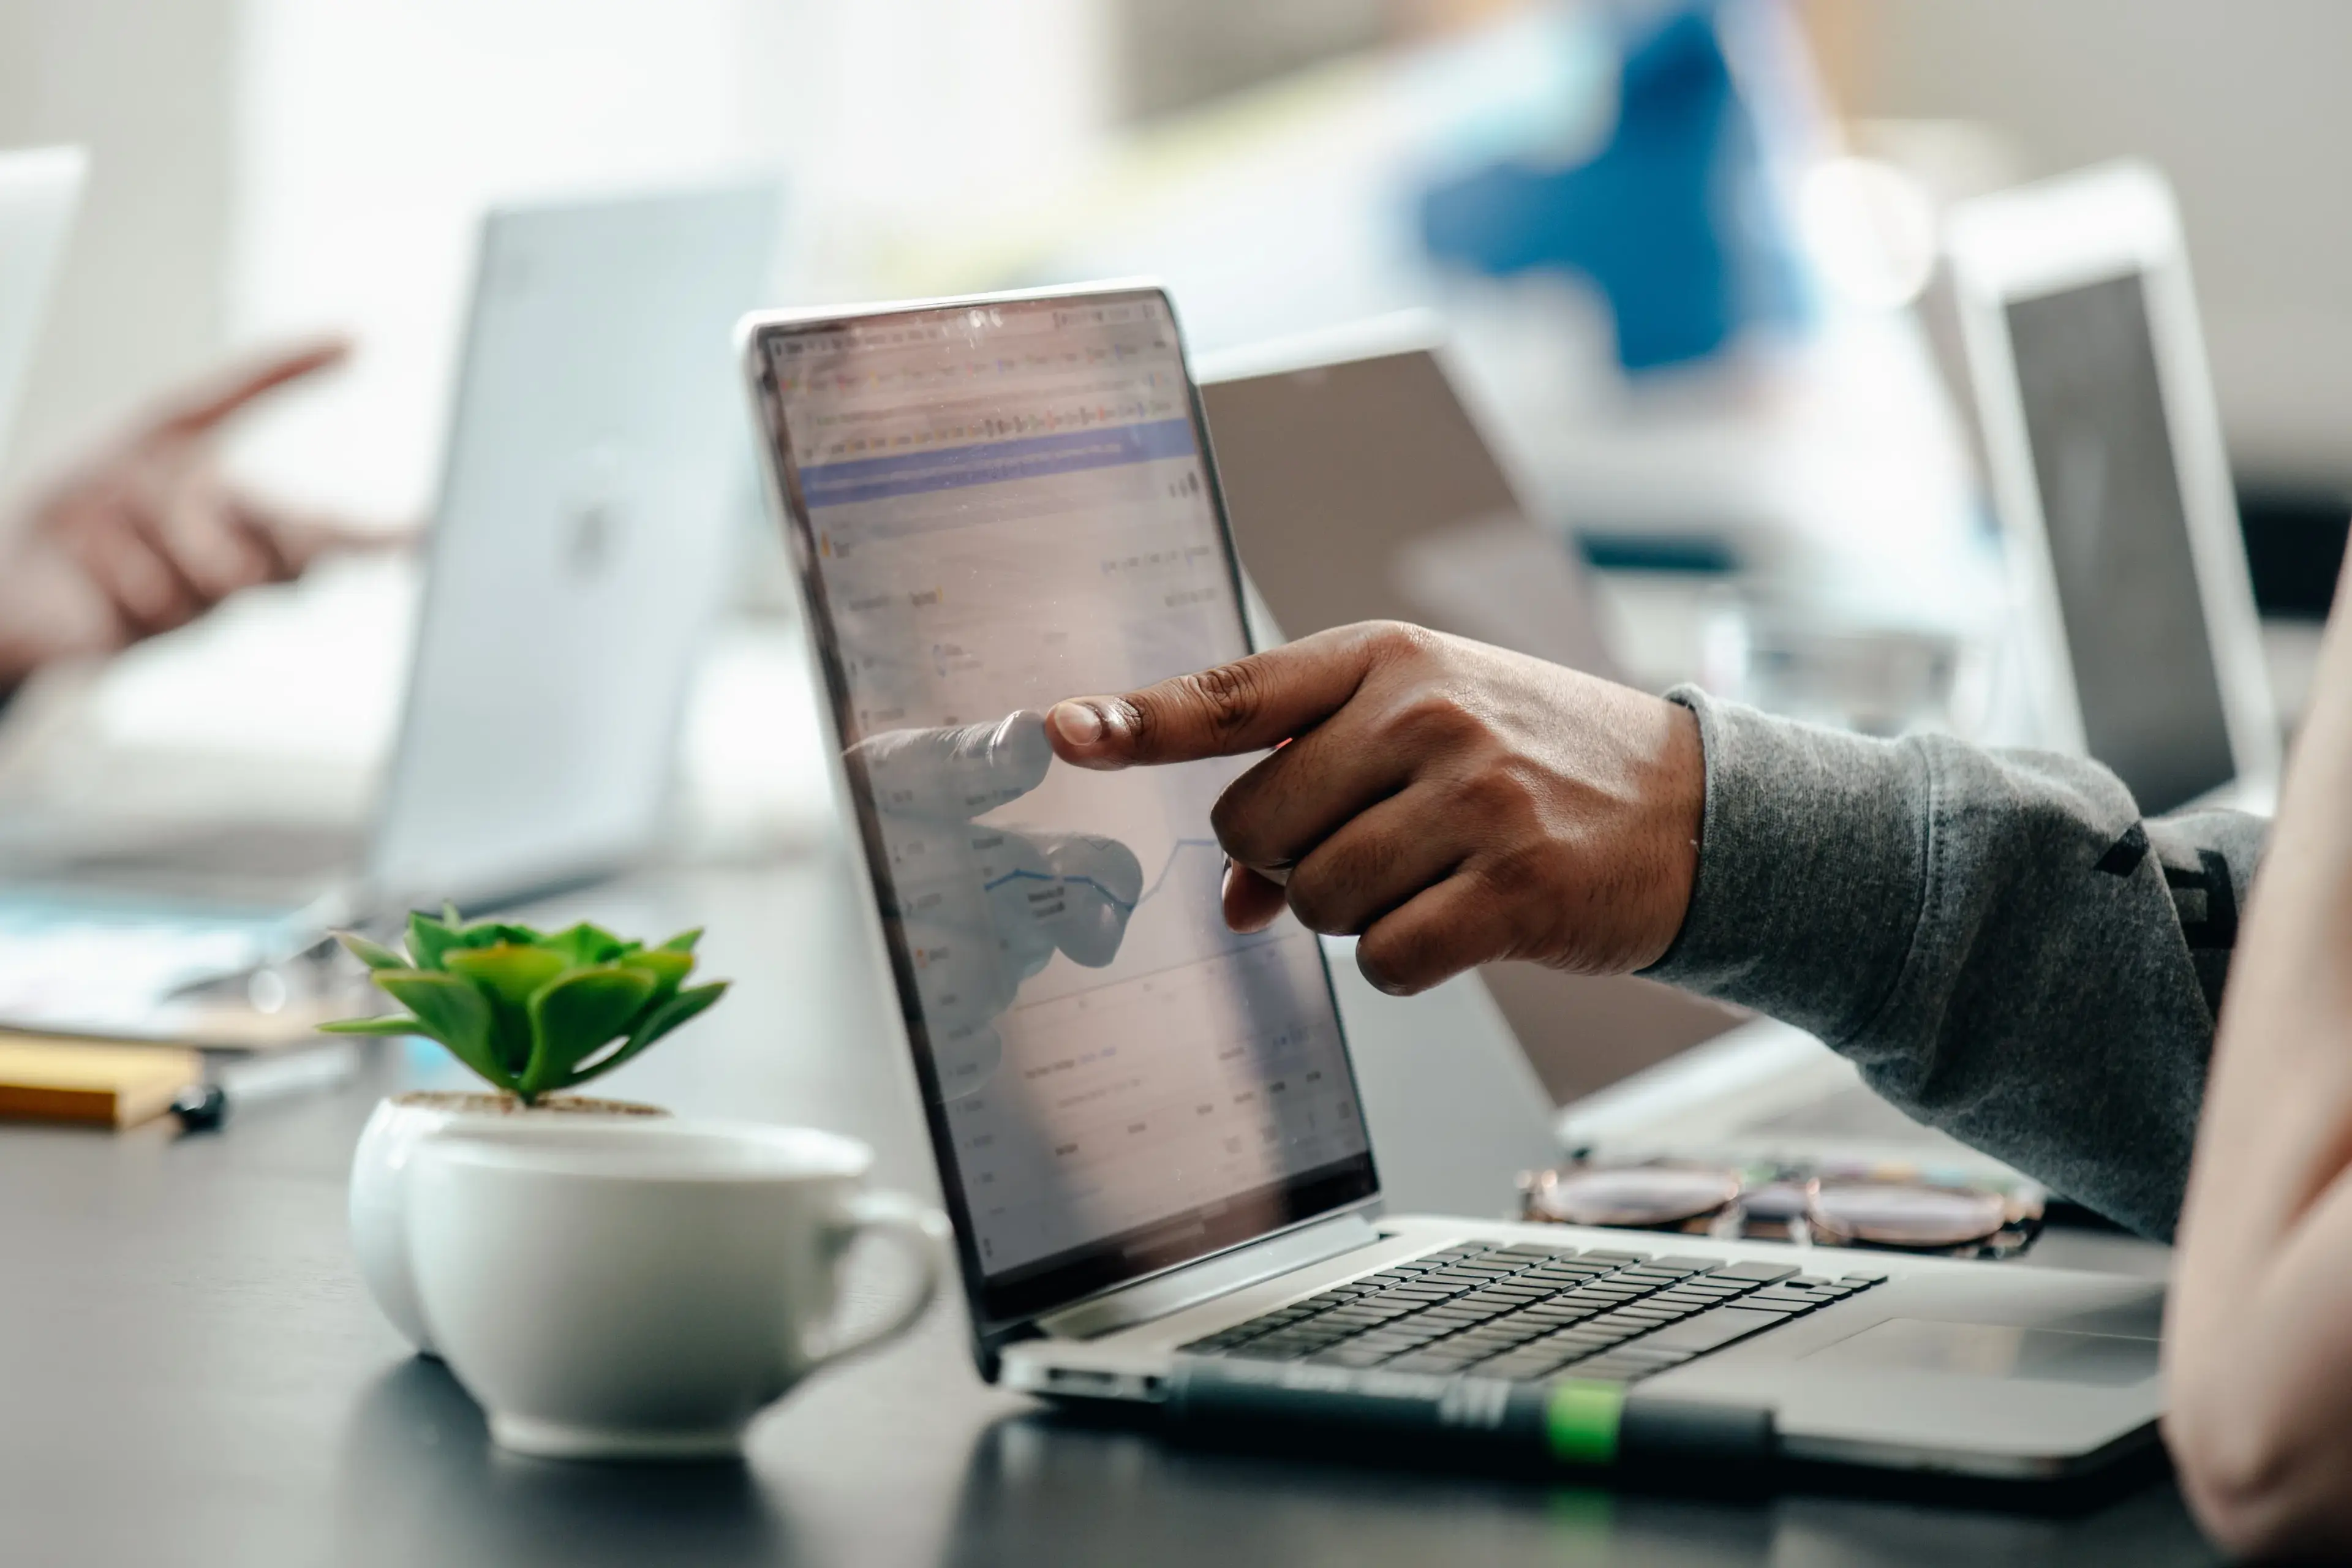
[1392, 688, 1479, 747]
[1283, 872, 1343, 934]
[1361, 619, 1438, 662]
[1110, 693, 1161, 754]
[1284, 852, 1376, 937]
[1183, 660, 1262, 740]
[1453, 763, 1529, 819]
[1289, 825, 1413, 937]
[1336, 826, 1396, 887]
[1474, 841, 1556, 902]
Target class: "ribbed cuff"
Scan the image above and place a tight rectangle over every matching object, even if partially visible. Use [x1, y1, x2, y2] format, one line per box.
[1637, 687, 1931, 1047]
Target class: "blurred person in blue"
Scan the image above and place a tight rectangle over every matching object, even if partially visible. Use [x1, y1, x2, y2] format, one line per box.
[0, 339, 355, 699]
[1422, 2, 1807, 375]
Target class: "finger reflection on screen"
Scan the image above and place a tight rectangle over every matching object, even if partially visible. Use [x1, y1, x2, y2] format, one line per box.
[849, 711, 1144, 1101]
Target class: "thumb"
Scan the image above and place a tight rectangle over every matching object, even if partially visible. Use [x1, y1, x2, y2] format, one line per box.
[1046, 622, 1389, 771]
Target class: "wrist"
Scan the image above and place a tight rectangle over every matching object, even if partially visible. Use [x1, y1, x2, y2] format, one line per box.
[1637, 688, 1929, 1044]
[1630, 696, 1705, 968]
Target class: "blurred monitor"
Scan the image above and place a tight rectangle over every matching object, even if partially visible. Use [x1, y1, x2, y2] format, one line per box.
[0, 181, 780, 1030]
[1949, 161, 2277, 814]
[0, 146, 86, 466]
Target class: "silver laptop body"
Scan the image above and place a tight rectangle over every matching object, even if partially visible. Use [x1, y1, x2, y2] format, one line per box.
[742, 282, 2164, 1483]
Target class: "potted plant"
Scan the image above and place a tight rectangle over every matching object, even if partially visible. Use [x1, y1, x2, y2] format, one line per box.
[333, 907, 729, 1354]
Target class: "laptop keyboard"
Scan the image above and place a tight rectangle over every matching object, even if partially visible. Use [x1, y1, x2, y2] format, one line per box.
[1179, 1240, 1886, 1385]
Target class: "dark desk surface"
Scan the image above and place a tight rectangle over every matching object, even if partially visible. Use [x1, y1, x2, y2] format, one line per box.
[0, 852, 2221, 1566]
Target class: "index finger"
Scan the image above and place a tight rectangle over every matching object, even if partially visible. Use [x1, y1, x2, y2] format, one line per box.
[153, 337, 352, 439]
[237, 503, 417, 573]
[1047, 622, 1400, 771]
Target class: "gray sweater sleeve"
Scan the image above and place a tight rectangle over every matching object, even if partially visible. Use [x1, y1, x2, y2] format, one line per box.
[1640, 688, 2265, 1240]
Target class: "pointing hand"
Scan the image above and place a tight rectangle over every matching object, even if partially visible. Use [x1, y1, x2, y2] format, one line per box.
[0, 339, 393, 688]
[1046, 622, 1703, 996]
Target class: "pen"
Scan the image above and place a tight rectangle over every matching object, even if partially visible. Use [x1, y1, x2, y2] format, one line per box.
[172, 1039, 363, 1131]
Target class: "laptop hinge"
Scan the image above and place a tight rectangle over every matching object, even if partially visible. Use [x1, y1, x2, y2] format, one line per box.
[1035, 1210, 1385, 1341]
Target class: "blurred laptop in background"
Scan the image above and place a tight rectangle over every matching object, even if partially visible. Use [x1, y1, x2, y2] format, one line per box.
[1199, 315, 1621, 680]
[1949, 160, 2280, 815]
[0, 179, 780, 1039]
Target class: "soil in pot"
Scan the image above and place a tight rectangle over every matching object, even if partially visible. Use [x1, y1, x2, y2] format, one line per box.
[386, 1091, 669, 1117]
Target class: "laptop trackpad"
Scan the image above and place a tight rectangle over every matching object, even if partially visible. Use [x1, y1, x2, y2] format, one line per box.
[1804, 1319, 2157, 1387]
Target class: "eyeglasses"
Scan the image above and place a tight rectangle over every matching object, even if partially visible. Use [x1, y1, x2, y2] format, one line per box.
[1517, 1158, 2045, 1259]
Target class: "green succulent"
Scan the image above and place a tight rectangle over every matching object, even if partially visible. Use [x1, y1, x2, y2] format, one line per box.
[322, 906, 729, 1104]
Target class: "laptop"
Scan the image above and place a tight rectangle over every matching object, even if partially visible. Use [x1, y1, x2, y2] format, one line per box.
[0, 182, 779, 1029]
[1196, 317, 1621, 682]
[0, 145, 86, 469]
[1947, 160, 2279, 816]
[742, 281, 2166, 1482]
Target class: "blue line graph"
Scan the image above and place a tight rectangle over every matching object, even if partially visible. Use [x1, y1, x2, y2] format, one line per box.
[982, 837, 1220, 914]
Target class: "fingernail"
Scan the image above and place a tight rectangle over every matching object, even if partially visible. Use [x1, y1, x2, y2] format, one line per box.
[1050, 701, 1104, 746]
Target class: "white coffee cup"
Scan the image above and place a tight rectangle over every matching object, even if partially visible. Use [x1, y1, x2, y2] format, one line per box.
[405, 1118, 948, 1460]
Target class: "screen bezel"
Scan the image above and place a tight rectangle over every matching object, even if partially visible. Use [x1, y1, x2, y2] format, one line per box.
[1947, 160, 2278, 809]
[737, 282, 1381, 1363]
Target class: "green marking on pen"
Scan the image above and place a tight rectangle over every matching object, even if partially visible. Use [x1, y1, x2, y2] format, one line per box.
[1545, 1380, 1624, 1466]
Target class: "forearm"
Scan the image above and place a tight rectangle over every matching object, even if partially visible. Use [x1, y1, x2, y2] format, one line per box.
[1643, 689, 2258, 1240]
[2168, 585, 2352, 1557]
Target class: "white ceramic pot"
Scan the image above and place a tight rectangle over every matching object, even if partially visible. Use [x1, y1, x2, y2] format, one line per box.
[349, 1091, 667, 1354]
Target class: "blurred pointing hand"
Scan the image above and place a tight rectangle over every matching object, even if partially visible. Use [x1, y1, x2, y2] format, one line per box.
[0, 338, 385, 690]
[1046, 622, 1705, 997]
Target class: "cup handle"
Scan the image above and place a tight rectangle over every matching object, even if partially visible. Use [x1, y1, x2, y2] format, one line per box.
[804, 1188, 950, 1373]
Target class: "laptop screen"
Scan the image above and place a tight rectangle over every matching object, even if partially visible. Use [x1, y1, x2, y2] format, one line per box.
[753, 289, 1378, 1322]
[2005, 271, 2237, 813]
